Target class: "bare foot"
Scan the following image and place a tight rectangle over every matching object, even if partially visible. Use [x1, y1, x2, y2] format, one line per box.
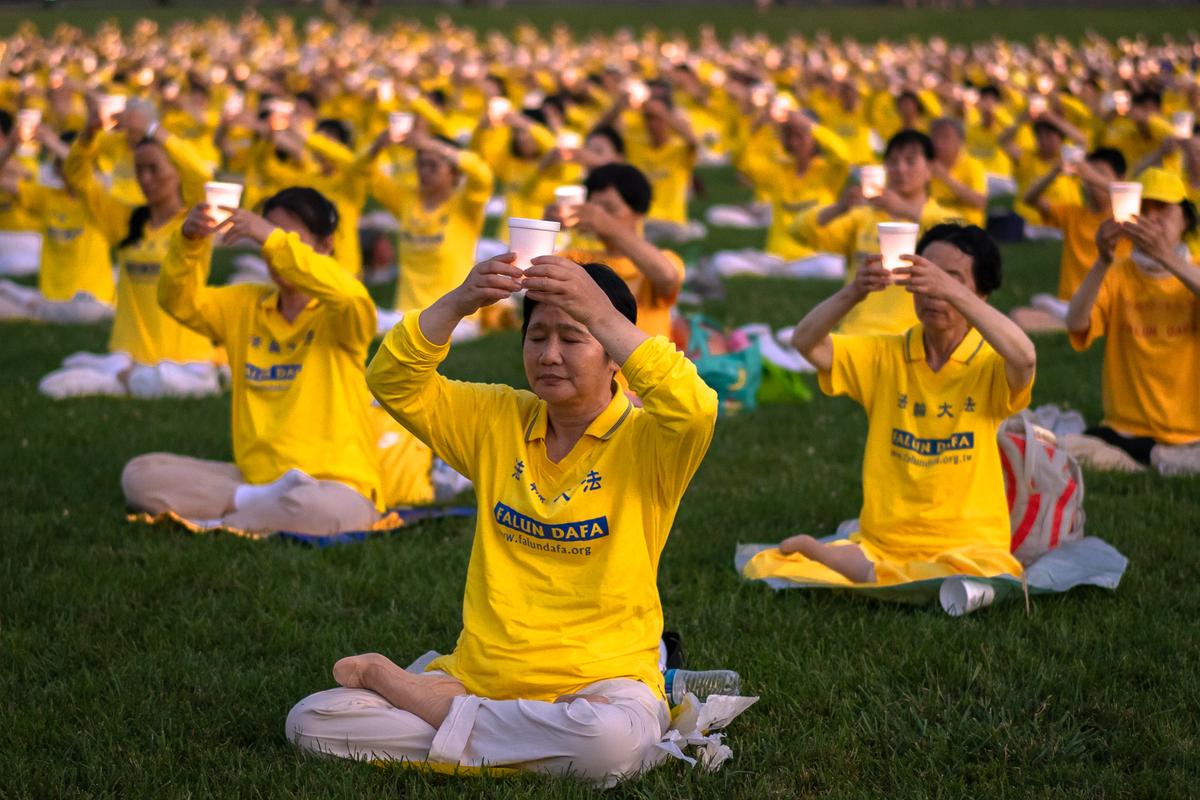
[331, 652, 467, 728]
[779, 534, 814, 555]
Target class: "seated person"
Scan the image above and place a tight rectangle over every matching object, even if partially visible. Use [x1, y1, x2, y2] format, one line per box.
[286, 254, 718, 784]
[1009, 148, 1130, 332]
[1063, 169, 1200, 475]
[1002, 114, 1086, 238]
[0, 125, 115, 324]
[553, 163, 684, 342]
[794, 129, 958, 336]
[0, 109, 45, 277]
[710, 109, 850, 280]
[39, 99, 220, 399]
[745, 224, 1036, 586]
[929, 117, 988, 228]
[121, 188, 413, 535]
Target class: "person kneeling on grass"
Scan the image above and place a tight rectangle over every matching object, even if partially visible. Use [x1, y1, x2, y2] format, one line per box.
[749, 223, 1036, 586]
[286, 254, 718, 785]
[121, 188, 401, 536]
[1061, 168, 1200, 476]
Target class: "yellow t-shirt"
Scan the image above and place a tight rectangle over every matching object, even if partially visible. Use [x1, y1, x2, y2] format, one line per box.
[1014, 153, 1082, 226]
[65, 135, 215, 365]
[1069, 258, 1200, 445]
[796, 199, 959, 336]
[159, 228, 385, 506]
[626, 132, 696, 224]
[13, 181, 114, 303]
[821, 325, 1031, 560]
[369, 151, 493, 312]
[558, 247, 684, 342]
[1044, 203, 1131, 301]
[366, 315, 718, 701]
[930, 154, 988, 228]
[0, 152, 41, 232]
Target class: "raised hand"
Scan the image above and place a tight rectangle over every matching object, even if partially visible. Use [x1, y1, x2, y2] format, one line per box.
[181, 204, 222, 240]
[448, 253, 524, 317]
[522, 256, 615, 328]
[851, 255, 894, 297]
[893, 254, 967, 301]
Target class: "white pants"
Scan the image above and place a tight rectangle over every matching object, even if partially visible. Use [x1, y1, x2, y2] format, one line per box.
[0, 280, 113, 324]
[986, 174, 1018, 197]
[0, 231, 42, 275]
[39, 351, 221, 399]
[712, 249, 846, 280]
[704, 203, 771, 229]
[287, 676, 669, 787]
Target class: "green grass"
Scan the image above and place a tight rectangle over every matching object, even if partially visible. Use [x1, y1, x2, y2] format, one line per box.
[3, 5, 1200, 797]
[1, 1, 1196, 42]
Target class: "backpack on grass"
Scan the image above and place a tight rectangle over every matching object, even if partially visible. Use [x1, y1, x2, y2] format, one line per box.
[999, 412, 1086, 566]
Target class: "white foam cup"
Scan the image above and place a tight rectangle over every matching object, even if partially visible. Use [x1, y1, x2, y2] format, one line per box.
[1173, 111, 1195, 140]
[99, 94, 126, 130]
[487, 96, 512, 124]
[205, 181, 244, 225]
[16, 109, 41, 141]
[939, 577, 997, 617]
[877, 221, 920, 272]
[1109, 181, 1142, 223]
[1061, 145, 1084, 171]
[508, 218, 562, 271]
[1028, 94, 1047, 117]
[1112, 90, 1131, 115]
[554, 185, 586, 215]
[388, 111, 414, 142]
[267, 100, 293, 132]
[557, 130, 581, 152]
[860, 165, 886, 199]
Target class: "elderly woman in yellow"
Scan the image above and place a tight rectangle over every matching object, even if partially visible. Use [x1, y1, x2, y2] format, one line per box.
[362, 129, 494, 337]
[286, 254, 718, 785]
[745, 224, 1036, 588]
[38, 98, 221, 399]
[1062, 169, 1200, 476]
[120, 188, 395, 535]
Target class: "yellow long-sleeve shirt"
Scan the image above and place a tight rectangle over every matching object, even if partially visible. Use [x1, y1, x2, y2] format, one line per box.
[368, 150, 493, 312]
[626, 131, 696, 224]
[64, 135, 215, 365]
[366, 314, 718, 701]
[159, 228, 385, 506]
[795, 199, 958, 335]
[10, 180, 114, 303]
[930, 154, 988, 228]
[471, 122, 556, 240]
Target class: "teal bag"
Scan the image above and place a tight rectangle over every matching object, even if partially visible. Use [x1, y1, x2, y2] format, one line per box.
[684, 315, 762, 415]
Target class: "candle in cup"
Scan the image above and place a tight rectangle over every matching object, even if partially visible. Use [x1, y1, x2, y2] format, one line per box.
[1028, 94, 1047, 118]
[388, 111, 414, 142]
[99, 94, 126, 131]
[267, 100, 294, 132]
[554, 185, 586, 218]
[877, 222, 920, 272]
[556, 130, 581, 154]
[1061, 145, 1085, 171]
[508, 218, 562, 271]
[1173, 111, 1195, 140]
[1112, 90, 1131, 115]
[204, 181, 244, 225]
[487, 96, 512, 125]
[860, 165, 886, 199]
[1109, 181, 1142, 223]
[16, 109, 41, 142]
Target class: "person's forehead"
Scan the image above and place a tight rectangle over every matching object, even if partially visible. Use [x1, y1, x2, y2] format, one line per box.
[922, 240, 972, 271]
[265, 206, 306, 233]
[527, 305, 591, 333]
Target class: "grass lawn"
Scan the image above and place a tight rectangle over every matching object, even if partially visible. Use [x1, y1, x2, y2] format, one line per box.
[2, 6, 1200, 799]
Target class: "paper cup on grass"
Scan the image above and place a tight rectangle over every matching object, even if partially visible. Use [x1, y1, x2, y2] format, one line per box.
[1109, 181, 1142, 223]
[859, 165, 886, 199]
[1173, 111, 1195, 140]
[388, 111, 414, 142]
[939, 577, 997, 617]
[16, 109, 41, 141]
[205, 181, 243, 225]
[508, 218, 561, 271]
[877, 221, 919, 272]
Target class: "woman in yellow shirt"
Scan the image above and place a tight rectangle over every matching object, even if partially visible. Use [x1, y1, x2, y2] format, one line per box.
[0, 127, 114, 323]
[120, 188, 410, 535]
[39, 100, 221, 399]
[1063, 169, 1200, 475]
[362, 128, 494, 336]
[745, 223, 1036, 588]
[287, 254, 717, 784]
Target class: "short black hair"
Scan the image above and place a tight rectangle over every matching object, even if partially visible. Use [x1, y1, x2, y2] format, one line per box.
[316, 118, 352, 147]
[884, 129, 934, 161]
[262, 186, 339, 239]
[980, 84, 1002, 101]
[584, 163, 652, 215]
[1132, 89, 1162, 108]
[522, 261, 637, 338]
[586, 125, 625, 156]
[295, 91, 319, 111]
[1032, 118, 1065, 138]
[916, 223, 1002, 296]
[0, 109, 11, 136]
[1086, 147, 1127, 178]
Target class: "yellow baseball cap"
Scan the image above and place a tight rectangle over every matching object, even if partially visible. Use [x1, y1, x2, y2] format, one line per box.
[1138, 168, 1186, 204]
